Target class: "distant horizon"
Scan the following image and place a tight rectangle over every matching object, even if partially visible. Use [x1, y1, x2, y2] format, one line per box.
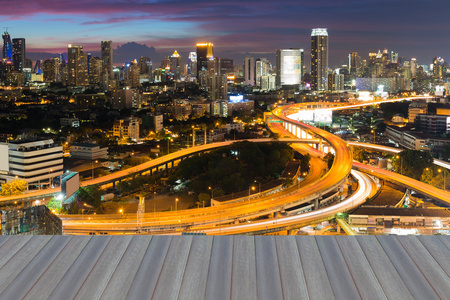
[2, 0, 449, 68]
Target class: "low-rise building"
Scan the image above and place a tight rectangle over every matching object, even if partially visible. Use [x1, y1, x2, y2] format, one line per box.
[0, 138, 63, 189]
[349, 207, 450, 235]
[60, 117, 80, 128]
[113, 116, 141, 142]
[70, 143, 108, 160]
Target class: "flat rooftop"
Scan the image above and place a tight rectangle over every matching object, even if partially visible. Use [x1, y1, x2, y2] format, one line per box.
[0, 236, 449, 299]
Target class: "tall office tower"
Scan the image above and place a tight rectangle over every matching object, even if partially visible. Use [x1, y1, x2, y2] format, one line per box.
[310, 28, 328, 91]
[244, 55, 255, 86]
[433, 57, 444, 79]
[391, 51, 399, 64]
[67, 44, 88, 86]
[276, 49, 303, 88]
[410, 58, 417, 77]
[139, 57, 152, 74]
[170, 50, 181, 80]
[255, 58, 270, 87]
[12, 38, 25, 72]
[196, 42, 213, 78]
[88, 56, 102, 84]
[188, 52, 197, 77]
[101, 41, 113, 80]
[220, 58, 234, 76]
[2, 31, 12, 61]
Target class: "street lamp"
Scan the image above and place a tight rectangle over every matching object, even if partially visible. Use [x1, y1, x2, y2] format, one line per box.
[208, 186, 214, 201]
[371, 130, 375, 144]
[91, 160, 98, 179]
[254, 180, 261, 194]
[438, 169, 446, 190]
[167, 138, 172, 155]
[192, 126, 195, 147]
[396, 155, 403, 175]
[119, 208, 123, 215]
[175, 198, 178, 212]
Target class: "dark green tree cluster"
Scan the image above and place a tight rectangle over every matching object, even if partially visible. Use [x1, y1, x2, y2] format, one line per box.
[379, 101, 410, 121]
[171, 141, 294, 195]
[76, 185, 102, 209]
[393, 150, 433, 180]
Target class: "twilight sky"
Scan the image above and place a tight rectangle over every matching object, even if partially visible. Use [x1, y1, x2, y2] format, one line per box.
[1, 0, 449, 67]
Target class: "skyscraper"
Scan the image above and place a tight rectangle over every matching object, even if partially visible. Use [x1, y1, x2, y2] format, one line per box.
[188, 52, 197, 77]
[12, 38, 25, 72]
[170, 50, 181, 80]
[244, 55, 255, 86]
[276, 49, 303, 88]
[2, 31, 12, 61]
[310, 28, 328, 91]
[196, 42, 213, 79]
[67, 44, 88, 86]
[255, 58, 270, 87]
[101, 41, 113, 80]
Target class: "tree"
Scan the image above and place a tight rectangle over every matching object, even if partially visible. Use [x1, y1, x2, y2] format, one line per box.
[324, 153, 335, 170]
[198, 193, 211, 207]
[77, 185, 102, 209]
[0, 179, 27, 196]
[393, 150, 433, 180]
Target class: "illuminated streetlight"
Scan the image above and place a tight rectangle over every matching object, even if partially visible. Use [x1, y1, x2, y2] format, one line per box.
[175, 198, 178, 212]
[119, 208, 123, 215]
[371, 130, 376, 144]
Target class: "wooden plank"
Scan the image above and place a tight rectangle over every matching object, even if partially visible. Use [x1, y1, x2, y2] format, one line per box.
[230, 236, 257, 300]
[376, 236, 439, 300]
[396, 236, 450, 299]
[178, 236, 213, 300]
[48, 236, 112, 300]
[254, 236, 283, 300]
[275, 236, 309, 300]
[0, 235, 52, 294]
[0, 236, 32, 270]
[125, 236, 172, 299]
[356, 236, 413, 300]
[315, 236, 361, 300]
[0, 236, 11, 250]
[335, 237, 386, 300]
[100, 236, 152, 300]
[0, 236, 72, 299]
[417, 236, 450, 278]
[204, 236, 234, 300]
[22, 236, 91, 300]
[295, 236, 334, 300]
[74, 236, 133, 300]
[151, 236, 193, 300]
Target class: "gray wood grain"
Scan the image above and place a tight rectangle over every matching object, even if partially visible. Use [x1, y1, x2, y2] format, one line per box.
[376, 235, 439, 300]
[151, 236, 193, 300]
[0, 235, 52, 295]
[335, 236, 387, 300]
[75, 236, 133, 300]
[295, 236, 334, 300]
[126, 236, 172, 300]
[231, 235, 257, 300]
[255, 236, 283, 300]
[315, 236, 361, 300]
[100, 236, 152, 300]
[22, 236, 91, 300]
[204, 235, 234, 300]
[396, 236, 450, 299]
[356, 236, 413, 300]
[48, 236, 112, 300]
[417, 235, 450, 278]
[275, 236, 309, 300]
[178, 236, 213, 300]
[0, 235, 32, 270]
[0, 236, 72, 299]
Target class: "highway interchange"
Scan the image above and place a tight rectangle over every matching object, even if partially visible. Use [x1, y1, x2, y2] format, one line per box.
[3, 96, 449, 235]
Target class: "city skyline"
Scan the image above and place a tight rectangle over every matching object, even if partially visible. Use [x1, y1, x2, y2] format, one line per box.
[1, 0, 449, 66]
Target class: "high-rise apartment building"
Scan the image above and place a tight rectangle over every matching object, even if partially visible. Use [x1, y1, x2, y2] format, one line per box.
[220, 58, 234, 76]
[255, 58, 270, 87]
[196, 43, 213, 78]
[188, 52, 197, 77]
[276, 49, 303, 87]
[67, 44, 88, 86]
[101, 41, 113, 80]
[244, 55, 255, 86]
[2, 31, 12, 61]
[310, 28, 328, 91]
[88, 56, 102, 84]
[43, 58, 61, 82]
[12, 38, 25, 72]
[433, 57, 444, 79]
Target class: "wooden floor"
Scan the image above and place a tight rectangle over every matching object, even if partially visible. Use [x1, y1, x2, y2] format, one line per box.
[0, 235, 449, 299]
